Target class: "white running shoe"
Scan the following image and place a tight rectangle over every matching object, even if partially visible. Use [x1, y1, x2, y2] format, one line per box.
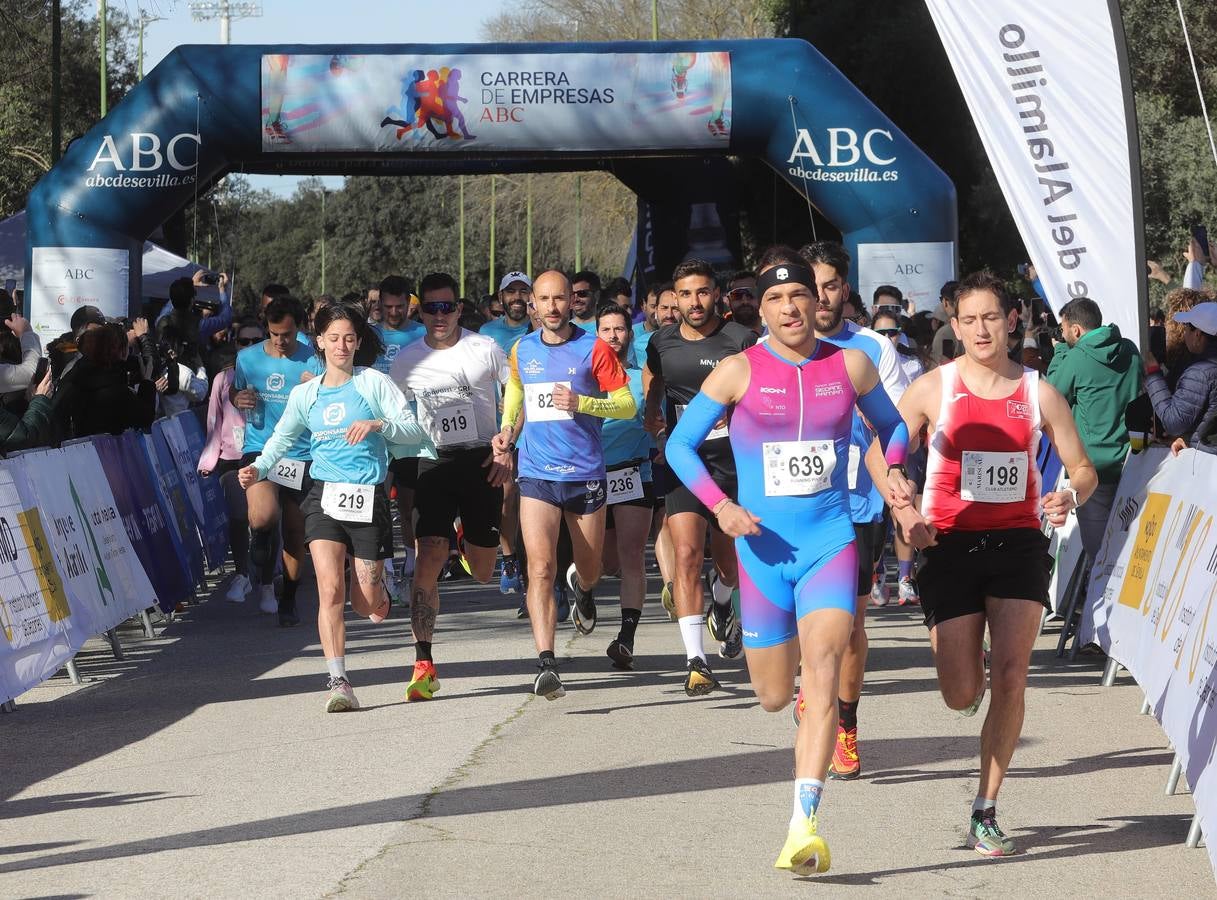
[258, 584, 278, 614]
[869, 577, 889, 608]
[225, 574, 251, 604]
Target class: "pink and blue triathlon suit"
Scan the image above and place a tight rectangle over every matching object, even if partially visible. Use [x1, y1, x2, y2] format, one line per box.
[666, 341, 908, 648]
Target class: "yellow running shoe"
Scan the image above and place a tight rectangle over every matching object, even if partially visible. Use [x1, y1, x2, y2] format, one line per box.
[406, 660, 441, 702]
[775, 816, 831, 875]
[660, 581, 676, 621]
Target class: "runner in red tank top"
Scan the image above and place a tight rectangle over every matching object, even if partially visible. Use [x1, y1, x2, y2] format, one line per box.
[881, 271, 1097, 857]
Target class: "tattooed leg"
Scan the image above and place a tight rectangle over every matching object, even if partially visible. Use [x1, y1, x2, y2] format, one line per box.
[351, 558, 387, 616]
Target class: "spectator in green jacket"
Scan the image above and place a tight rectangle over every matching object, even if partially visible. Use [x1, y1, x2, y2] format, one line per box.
[1046, 297, 1144, 562]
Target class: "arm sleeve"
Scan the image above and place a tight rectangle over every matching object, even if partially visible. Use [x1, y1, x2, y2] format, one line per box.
[367, 371, 430, 447]
[0, 396, 52, 451]
[856, 383, 909, 466]
[1145, 370, 1207, 436]
[198, 297, 233, 342]
[500, 345, 524, 430]
[1045, 344, 1075, 403]
[590, 339, 629, 392]
[1185, 261, 1204, 291]
[665, 391, 730, 513]
[576, 384, 636, 419]
[199, 370, 227, 472]
[251, 386, 310, 480]
[0, 331, 43, 392]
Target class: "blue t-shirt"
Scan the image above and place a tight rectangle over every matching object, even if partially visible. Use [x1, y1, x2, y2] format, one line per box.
[480, 317, 530, 355]
[573, 318, 597, 334]
[601, 367, 653, 481]
[632, 324, 653, 369]
[233, 341, 314, 459]
[509, 327, 629, 482]
[374, 321, 426, 376]
[819, 322, 909, 524]
[306, 378, 388, 485]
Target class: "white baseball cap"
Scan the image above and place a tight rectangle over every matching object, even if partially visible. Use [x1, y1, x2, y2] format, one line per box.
[1175, 302, 1217, 337]
[498, 271, 531, 292]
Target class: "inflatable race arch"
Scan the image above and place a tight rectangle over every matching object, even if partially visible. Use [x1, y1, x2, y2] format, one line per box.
[25, 39, 956, 336]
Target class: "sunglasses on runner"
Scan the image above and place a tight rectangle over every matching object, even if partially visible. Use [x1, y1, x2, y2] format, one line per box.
[236, 337, 260, 346]
[421, 301, 458, 315]
[572, 289, 593, 298]
[875, 328, 901, 337]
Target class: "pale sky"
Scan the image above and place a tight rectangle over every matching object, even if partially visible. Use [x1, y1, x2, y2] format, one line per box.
[132, 0, 510, 195]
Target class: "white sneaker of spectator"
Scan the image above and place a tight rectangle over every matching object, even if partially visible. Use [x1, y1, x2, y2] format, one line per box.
[225, 574, 251, 604]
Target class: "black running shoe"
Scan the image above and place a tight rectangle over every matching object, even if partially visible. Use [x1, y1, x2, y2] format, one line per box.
[516, 598, 529, 620]
[684, 656, 720, 696]
[566, 563, 596, 635]
[533, 664, 565, 700]
[606, 639, 634, 670]
[278, 610, 300, 628]
[706, 597, 736, 643]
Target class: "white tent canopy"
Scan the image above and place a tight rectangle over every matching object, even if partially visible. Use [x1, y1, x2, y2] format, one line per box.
[0, 211, 220, 301]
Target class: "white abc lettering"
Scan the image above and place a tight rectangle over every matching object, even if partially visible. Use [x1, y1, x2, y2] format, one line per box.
[89, 135, 124, 172]
[862, 129, 896, 165]
[827, 128, 861, 166]
[130, 133, 163, 172]
[786, 128, 826, 167]
[166, 133, 201, 171]
[787, 127, 896, 168]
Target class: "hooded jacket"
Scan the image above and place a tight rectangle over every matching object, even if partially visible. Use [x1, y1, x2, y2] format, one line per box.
[1145, 344, 1217, 455]
[1046, 324, 1144, 482]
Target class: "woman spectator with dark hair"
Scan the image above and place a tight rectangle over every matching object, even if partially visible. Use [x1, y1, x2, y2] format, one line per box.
[53, 323, 156, 439]
[1144, 302, 1217, 456]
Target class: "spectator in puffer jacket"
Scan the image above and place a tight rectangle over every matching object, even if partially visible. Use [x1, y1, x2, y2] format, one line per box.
[1143, 302, 1217, 456]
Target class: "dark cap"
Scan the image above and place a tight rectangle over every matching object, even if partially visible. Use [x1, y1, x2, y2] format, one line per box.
[70, 305, 106, 332]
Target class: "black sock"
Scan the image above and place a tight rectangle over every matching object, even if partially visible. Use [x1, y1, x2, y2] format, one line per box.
[618, 608, 642, 646]
[249, 528, 273, 569]
[280, 577, 299, 614]
[539, 650, 556, 668]
[416, 641, 433, 662]
[838, 697, 858, 730]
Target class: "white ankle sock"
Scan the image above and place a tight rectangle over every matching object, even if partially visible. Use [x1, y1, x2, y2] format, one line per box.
[711, 575, 734, 606]
[972, 796, 996, 813]
[791, 778, 824, 826]
[678, 615, 705, 660]
[326, 657, 346, 679]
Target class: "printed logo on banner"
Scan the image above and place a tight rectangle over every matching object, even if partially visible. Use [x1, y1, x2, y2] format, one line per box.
[85, 132, 200, 189]
[786, 127, 899, 183]
[16, 509, 70, 622]
[1118, 492, 1171, 611]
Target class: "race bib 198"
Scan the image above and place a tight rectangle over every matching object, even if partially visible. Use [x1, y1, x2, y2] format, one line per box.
[321, 481, 374, 523]
[267, 458, 305, 491]
[960, 450, 1027, 503]
[524, 381, 574, 422]
[763, 440, 835, 497]
[607, 466, 644, 504]
[433, 402, 477, 446]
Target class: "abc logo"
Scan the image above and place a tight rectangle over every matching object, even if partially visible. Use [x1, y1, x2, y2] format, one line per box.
[322, 403, 346, 426]
[266, 373, 286, 391]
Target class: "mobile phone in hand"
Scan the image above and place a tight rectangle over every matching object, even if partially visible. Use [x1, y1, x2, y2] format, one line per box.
[1192, 225, 1210, 260]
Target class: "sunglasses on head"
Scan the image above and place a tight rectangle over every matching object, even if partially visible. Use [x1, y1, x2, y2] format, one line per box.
[236, 336, 260, 346]
[572, 289, 593, 298]
[421, 301, 458, 315]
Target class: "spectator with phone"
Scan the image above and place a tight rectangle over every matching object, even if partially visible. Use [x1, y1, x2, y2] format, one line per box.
[156, 271, 233, 344]
[52, 322, 156, 439]
[1046, 297, 1144, 561]
[1144, 302, 1217, 457]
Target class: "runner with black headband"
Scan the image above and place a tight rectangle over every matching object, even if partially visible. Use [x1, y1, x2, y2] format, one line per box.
[666, 258, 909, 876]
[239, 300, 433, 713]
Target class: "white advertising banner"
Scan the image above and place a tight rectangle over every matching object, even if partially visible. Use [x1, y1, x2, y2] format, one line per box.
[857, 241, 955, 313]
[29, 246, 129, 339]
[924, 0, 1144, 346]
[262, 52, 732, 153]
[1078, 448, 1217, 873]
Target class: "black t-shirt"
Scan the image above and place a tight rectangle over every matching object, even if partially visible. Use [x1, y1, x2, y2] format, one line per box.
[645, 318, 756, 458]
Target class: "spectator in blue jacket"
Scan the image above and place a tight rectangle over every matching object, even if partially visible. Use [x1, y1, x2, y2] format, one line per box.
[1143, 302, 1217, 456]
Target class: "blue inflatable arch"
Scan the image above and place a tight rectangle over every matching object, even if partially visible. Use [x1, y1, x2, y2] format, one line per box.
[25, 39, 956, 335]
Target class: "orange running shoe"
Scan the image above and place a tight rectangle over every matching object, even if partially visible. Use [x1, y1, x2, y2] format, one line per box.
[406, 660, 441, 701]
[792, 686, 805, 726]
[828, 724, 861, 780]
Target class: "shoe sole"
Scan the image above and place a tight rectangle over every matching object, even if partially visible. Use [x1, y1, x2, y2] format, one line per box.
[606, 644, 634, 670]
[325, 696, 358, 713]
[661, 583, 676, 622]
[827, 765, 862, 781]
[278, 614, 300, 628]
[684, 672, 719, 697]
[406, 680, 438, 701]
[777, 836, 832, 875]
[967, 836, 1015, 857]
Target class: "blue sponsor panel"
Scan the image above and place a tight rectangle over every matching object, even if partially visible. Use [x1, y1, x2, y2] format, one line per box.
[146, 425, 204, 589]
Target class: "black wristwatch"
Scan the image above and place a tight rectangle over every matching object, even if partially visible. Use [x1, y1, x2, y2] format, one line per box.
[887, 463, 909, 479]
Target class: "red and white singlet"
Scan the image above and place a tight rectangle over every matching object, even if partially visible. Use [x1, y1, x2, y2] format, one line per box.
[922, 361, 1043, 533]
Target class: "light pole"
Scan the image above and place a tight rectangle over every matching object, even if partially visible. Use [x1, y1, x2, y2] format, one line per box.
[320, 188, 327, 295]
[651, 0, 659, 40]
[138, 10, 165, 80]
[51, 0, 61, 161]
[189, 1, 262, 44]
[574, 174, 582, 271]
[98, 0, 107, 116]
[489, 175, 497, 298]
[526, 175, 533, 278]
[459, 176, 466, 297]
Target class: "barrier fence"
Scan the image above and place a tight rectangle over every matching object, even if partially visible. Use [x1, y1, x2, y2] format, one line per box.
[0, 411, 227, 705]
[1079, 447, 1217, 871]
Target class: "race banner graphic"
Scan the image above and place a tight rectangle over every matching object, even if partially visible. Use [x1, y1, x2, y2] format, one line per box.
[261, 52, 732, 152]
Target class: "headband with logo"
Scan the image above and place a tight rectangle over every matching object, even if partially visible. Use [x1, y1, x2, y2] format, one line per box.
[756, 262, 815, 296]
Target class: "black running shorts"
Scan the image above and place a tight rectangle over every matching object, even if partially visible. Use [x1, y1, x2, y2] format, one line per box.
[917, 527, 1052, 629]
[853, 514, 889, 597]
[414, 447, 503, 548]
[301, 480, 393, 560]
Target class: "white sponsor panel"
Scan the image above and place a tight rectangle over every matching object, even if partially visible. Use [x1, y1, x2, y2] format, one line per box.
[857, 241, 956, 313]
[925, 0, 1143, 346]
[30, 247, 129, 339]
[1079, 448, 1217, 873]
[261, 52, 731, 153]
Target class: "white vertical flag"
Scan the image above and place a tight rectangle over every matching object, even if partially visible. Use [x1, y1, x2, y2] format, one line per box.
[925, 0, 1146, 347]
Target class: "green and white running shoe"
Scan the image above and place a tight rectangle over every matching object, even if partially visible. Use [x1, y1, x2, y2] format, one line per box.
[967, 807, 1015, 857]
